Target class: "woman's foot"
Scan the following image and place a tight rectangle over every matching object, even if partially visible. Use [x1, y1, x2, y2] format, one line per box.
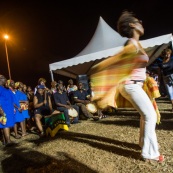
[155, 155, 165, 163]
[143, 155, 164, 163]
[39, 131, 45, 137]
[14, 135, 21, 139]
[30, 126, 36, 131]
[92, 116, 100, 121]
[21, 133, 29, 137]
[5, 141, 17, 147]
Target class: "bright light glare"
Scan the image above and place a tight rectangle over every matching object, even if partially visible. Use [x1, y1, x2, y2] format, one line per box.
[4, 34, 9, 40]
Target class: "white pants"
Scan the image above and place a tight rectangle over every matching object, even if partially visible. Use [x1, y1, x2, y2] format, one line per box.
[118, 83, 160, 159]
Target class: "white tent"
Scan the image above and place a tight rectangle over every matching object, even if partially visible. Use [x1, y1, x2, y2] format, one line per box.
[49, 17, 173, 80]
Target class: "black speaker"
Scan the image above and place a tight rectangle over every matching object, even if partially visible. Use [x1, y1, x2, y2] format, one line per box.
[77, 75, 89, 90]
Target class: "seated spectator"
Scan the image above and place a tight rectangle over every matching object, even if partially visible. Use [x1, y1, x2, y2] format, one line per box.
[33, 85, 60, 136]
[53, 83, 79, 127]
[87, 81, 107, 119]
[74, 82, 99, 120]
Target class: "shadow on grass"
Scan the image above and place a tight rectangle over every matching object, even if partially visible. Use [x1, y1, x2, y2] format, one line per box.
[1, 146, 97, 173]
[99, 115, 173, 131]
[156, 119, 173, 130]
[28, 131, 141, 161]
[98, 119, 140, 128]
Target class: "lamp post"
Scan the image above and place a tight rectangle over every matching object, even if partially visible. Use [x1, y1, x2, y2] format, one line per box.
[3, 34, 11, 80]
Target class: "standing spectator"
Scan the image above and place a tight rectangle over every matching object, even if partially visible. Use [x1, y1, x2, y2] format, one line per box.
[67, 79, 78, 104]
[26, 86, 35, 130]
[58, 80, 67, 92]
[15, 82, 29, 136]
[0, 75, 15, 146]
[23, 84, 27, 94]
[51, 81, 57, 94]
[159, 48, 173, 111]
[6, 80, 25, 139]
[27, 86, 34, 102]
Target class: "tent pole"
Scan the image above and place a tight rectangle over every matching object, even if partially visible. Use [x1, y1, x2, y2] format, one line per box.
[50, 70, 54, 81]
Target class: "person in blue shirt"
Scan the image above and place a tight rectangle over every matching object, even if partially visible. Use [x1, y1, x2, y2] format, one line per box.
[6, 80, 27, 139]
[53, 83, 79, 127]
[74, 82, 99, 120]
[15, 82, 29, 136]
[150, 48, 173, 97]
[0, 75, 15, 146]
[159, 48, 173, 111]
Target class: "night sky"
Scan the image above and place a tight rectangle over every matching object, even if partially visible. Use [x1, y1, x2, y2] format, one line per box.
[0, 1, 172, 88]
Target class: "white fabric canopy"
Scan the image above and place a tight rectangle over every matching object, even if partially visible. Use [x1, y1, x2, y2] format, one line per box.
[49, 17, 173, 80]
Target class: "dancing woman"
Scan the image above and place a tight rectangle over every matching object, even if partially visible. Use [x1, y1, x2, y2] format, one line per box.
[90, 11, 164, 162]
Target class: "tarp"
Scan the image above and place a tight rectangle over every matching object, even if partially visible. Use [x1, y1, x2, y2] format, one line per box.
[49, 17, 173, 80]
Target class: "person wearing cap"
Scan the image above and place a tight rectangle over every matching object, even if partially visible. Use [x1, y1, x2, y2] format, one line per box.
[33, 85, 60, 136]
[34, 77, 51, 95]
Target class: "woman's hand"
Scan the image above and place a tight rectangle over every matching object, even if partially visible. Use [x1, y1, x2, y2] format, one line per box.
[83, 100, 90, 105]
[65, 105, 71, 109]
[0, 106, 4, 115]
[18, 107, 23, 113]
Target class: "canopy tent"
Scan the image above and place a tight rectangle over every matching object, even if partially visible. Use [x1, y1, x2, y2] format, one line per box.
[49, 17, 173, 80]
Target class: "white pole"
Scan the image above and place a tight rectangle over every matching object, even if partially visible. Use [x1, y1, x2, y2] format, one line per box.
[5, 41, 11, 80]
[50, 70, 54, 81]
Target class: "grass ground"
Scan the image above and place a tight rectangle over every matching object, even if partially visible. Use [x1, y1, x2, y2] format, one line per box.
[0, 99, 173, 173]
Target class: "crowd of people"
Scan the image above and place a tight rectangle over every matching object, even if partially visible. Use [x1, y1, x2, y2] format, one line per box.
[0, 76, 107, 145]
